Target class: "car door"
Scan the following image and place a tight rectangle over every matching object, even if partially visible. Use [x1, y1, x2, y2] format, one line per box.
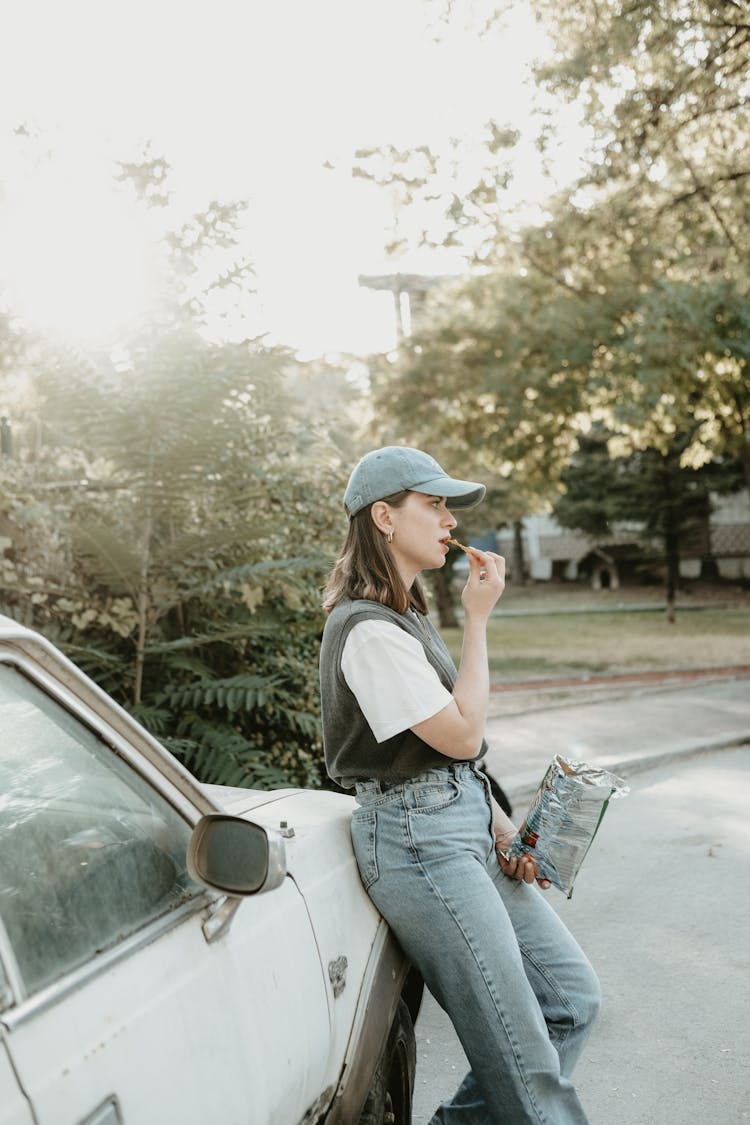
[0, 654, 331, 1125]
[0, 1026, 34, 1125]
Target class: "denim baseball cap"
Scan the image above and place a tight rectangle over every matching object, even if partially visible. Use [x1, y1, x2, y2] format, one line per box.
[344, 446, 486, 517]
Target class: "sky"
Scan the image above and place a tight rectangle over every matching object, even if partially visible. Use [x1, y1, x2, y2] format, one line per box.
[0, 0, 587, 357]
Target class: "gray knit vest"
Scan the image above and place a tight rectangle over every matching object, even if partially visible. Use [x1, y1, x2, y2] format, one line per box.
[320, 598, 487, 789]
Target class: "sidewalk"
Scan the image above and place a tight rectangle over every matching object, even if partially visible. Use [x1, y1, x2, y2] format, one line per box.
[482, 670, 750, 807]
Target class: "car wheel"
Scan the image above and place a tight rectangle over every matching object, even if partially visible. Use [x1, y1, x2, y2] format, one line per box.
[357, 999, 416, 1125]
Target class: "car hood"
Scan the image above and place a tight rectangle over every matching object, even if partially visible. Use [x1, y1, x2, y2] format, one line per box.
[202, 783, 355, 821]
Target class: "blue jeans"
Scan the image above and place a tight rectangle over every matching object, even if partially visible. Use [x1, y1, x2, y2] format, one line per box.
[351, 762, 600, 1125]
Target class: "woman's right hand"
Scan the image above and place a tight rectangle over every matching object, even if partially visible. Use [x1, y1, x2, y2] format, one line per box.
[461, 549, 506, 619]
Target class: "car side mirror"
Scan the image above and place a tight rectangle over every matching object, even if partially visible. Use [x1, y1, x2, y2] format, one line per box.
[187, 815, 287, 896]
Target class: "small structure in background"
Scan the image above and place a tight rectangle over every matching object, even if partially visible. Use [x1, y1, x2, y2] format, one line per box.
[496, 491, 750, 587]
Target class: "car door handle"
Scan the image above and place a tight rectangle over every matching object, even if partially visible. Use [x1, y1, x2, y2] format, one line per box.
[79, 1096, 122, 1125]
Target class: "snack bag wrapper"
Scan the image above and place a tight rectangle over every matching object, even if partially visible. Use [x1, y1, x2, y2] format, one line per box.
[508, 755, 629, 897]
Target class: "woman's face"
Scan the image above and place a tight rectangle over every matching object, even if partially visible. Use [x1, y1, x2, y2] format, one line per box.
[387, 492, 458, 582]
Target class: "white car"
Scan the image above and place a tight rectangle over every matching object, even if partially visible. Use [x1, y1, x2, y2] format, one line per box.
[0, 615, 421, 1125]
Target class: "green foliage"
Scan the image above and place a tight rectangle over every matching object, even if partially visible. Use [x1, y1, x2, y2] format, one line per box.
[0, 155, 362, 790]
[551, 430, 616, 540]
[355, 0, 750, 523]
[139, 597, 327, 790]
[610, 279, 750, 484]
[0, 325, 342, 788]
[531, 0, 750, 270]
[0, 356, 341, 789]
[367, 265, 627, 521]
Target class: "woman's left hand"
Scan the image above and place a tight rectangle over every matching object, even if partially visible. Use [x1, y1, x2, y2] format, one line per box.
[495, 835, 551, 890]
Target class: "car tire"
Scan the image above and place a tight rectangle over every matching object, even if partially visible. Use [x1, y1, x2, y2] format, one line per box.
[357, 999, 416, 1125]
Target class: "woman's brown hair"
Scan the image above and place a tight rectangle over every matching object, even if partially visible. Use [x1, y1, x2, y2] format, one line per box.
[322, 490, 428, 615]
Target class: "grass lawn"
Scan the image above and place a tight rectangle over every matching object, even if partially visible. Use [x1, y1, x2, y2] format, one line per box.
[439, 583, 750, 683]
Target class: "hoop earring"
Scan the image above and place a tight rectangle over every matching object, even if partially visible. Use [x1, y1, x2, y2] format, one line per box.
[386, 529, 394, 543]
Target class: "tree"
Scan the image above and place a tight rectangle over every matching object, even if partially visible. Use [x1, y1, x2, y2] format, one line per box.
[352, 121, 520, 265]
[0, 322, 349, 788]
[346, 1, 749, 608]
[506, 0, 750, 460]
[0, 148, 361, 791]
[552, 430, 617, 541]
[554, 428, 743, 619]
[530, 0, 750, 274]
[366, 263, 624, 516]
[33, 328, 293, 702]
[610, 278, 750, 488]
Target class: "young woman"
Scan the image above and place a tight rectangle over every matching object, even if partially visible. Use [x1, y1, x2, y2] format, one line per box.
[319, 446, 600, 1125]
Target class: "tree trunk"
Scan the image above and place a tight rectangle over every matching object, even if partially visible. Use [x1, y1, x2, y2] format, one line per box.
[134, 512, 153, 706]
[0, 416, 12, 457]
[697, 492, 718, 579]
[664, 528, 680, 624]
[429, 567, 459, 628]
[512, 520, 526, 585]
[741, 432, 750, 493]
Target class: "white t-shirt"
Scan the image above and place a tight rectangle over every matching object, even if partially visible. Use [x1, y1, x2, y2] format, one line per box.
[341, 618, 454, 743]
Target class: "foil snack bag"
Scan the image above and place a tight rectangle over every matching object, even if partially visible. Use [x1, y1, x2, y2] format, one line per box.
[508, 755, 629, 897]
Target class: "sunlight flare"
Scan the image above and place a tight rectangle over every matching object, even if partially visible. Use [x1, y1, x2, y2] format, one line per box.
[0, 161, 164, 345]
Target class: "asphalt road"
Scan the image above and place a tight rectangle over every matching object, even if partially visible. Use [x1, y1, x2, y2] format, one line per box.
[412, 744, 750, 1124]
